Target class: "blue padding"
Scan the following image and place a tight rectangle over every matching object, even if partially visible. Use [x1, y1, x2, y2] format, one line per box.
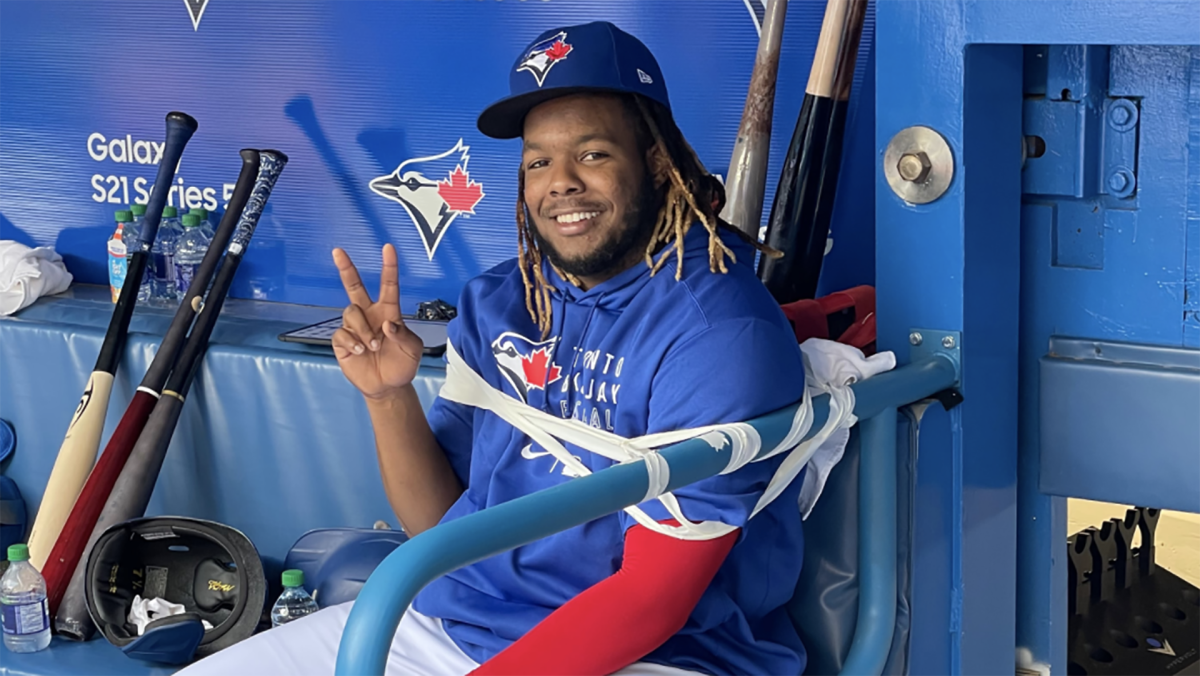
[0, 285, 445, 574]
[0, 637, 179, 676]
[335, 355, 958, 676]
[122, 617, 206, 665]
[0, 418, 14, 463]
[1039, 337, 1200, 513]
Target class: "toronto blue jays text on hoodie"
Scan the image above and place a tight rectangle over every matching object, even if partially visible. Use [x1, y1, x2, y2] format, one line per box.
[413, 223, 810, 676]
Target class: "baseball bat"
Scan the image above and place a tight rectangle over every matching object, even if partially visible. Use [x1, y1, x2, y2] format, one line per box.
[720, 0, 788, 239]
[27, 111, 198, 571]
[56, 150, 288, 641]
[756, 0, 868, 304]
[40, 150, 261, 616]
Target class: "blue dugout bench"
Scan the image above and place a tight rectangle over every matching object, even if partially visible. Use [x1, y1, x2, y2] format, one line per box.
[0, 284, 917, 676]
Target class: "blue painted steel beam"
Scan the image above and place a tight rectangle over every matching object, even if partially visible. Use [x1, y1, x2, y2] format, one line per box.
[334, 355, 958, 676]
[964, 0, 1200, 46]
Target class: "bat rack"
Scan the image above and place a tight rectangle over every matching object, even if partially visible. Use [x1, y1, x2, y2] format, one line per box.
[1066, 507, 1200, 676]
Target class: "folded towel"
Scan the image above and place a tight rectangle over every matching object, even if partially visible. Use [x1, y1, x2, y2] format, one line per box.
[0, 240, 73, 315]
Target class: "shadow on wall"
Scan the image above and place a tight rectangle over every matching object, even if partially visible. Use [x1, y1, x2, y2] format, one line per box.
[55, 224, 113, 285]
[0, 213, 37, 248]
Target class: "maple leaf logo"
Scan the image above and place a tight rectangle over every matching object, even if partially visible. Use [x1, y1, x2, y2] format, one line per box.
[437, 166, 484, 214]
[545, 40, 572, 62]
[521, 348, 562, 389]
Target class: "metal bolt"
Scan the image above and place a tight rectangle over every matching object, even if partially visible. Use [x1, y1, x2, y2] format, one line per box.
[1109, 105, 1131, 126]
[942, 335, 956, 349]
[897, 152, 932, 183]
[909, 332, 923, 346]
[1108, 171, 1129, 192]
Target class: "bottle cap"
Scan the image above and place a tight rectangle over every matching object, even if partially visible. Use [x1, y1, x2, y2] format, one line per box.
[7, 544, 29, 562]
[163, 206, 178, 217]
[131, 204, 147, 216]
[282, 569, 304, 588]
[189, 208, 208, 219]
[182, 215, 200, 227]
[116, 210, 132, 221]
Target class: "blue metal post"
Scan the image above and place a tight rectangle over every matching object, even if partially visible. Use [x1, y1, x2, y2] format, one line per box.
[840, 406, 899, 676]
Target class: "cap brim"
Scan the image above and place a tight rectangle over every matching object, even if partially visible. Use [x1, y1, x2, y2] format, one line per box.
[476, 86, 639, 140]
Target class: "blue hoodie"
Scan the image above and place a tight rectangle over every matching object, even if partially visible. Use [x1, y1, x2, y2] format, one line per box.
[413, 223, 809, 676]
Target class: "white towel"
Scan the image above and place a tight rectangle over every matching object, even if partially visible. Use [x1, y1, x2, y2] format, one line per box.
[128, 595, 213, 635]
[0, 240, 73, 316]
[796, 338, 896, 519]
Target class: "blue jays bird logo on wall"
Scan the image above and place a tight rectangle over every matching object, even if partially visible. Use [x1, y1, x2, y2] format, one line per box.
[518, 31, 573, 87]
[370, 139, 485, 260]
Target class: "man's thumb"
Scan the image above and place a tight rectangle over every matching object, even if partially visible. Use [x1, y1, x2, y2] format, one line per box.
[383, 320, 404, 341]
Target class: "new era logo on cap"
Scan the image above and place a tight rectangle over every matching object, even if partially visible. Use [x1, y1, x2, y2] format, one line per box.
[637, 69, 653, 84]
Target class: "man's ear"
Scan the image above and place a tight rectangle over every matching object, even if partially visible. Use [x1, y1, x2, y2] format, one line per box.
[645, 143, 670, 189]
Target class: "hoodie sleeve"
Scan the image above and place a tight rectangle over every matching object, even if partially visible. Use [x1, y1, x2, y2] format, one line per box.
[619, 317, 806, 534]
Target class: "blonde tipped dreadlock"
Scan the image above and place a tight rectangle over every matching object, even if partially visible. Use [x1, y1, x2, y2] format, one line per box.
[517, 94, 780, 337]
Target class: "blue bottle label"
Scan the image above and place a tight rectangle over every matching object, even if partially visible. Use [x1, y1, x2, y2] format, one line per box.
[1, 599, 48, 635]
[175, 263, 196, 296]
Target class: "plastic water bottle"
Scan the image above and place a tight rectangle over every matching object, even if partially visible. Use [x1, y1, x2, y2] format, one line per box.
[151, 206, 182, 305]
[270, 570, 319, 628]
[107, 211, 132, 303]
[1, 544, 51, 653]
[173, 214, 211, 298]
[122, 205, 154, 304]
[189, 208, 216, 240]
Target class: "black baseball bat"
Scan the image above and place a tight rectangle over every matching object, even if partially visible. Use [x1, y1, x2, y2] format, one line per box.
[41, 149, 260, 616]
[757, 0, 868, 304]
[28, 112, 198, 570]
[55, 150, 288, 641]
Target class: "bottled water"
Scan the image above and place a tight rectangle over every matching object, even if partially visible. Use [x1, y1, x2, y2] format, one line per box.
[1, 544, 51, 653]
[173, 214, 212, 298]
[189, 208, 216, 240]
[151, 206, 183, 305]
[270, 570, 319, 628]
[107, 211, 132, 304]
[123, 205, 153, 304]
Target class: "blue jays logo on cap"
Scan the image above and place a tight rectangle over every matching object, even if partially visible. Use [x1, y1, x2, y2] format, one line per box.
[518, 31, 573, 87]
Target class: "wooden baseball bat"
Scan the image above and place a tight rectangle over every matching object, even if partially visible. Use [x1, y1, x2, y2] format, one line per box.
[756, 0, 868, 304]
[720, 0, 788, 239]
[27, 111, 198, 571]
[40, 150, 261, 616]
[55, 150, 288, 641]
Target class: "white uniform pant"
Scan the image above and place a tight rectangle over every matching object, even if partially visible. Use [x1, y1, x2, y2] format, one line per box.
[175, 602, 702, 676]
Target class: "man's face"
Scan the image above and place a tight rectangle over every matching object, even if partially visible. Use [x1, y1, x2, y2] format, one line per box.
[521, 94, 658, 287]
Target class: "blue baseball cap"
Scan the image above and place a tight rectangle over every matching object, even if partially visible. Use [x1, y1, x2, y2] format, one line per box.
[477, 21, 672, 140]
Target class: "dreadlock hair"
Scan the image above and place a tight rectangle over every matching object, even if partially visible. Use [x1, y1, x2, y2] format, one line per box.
[516, 92, 781, 337]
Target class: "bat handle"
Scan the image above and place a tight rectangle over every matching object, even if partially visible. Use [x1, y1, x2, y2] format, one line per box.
[227, 150, 289, 255]
[136, 111, 199, 250]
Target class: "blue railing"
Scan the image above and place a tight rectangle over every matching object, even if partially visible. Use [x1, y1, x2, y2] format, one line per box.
[334, 353, 959, 676]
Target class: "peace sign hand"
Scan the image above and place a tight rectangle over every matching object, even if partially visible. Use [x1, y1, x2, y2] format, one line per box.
[331, 244, 425, 401]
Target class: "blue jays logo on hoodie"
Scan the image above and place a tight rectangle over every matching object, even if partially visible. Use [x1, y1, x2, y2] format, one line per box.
[491, 332, 562, 404]
[517, 31, 573, 87]
[370, 139, 485, 260]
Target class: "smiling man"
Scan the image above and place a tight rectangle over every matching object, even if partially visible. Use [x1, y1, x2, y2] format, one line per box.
[178, 20, 810, 676]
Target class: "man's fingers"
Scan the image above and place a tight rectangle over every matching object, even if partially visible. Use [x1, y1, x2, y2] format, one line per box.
[331, 328, 365, 359]
[332, 248, 373, 308]
[343, 304, 381, 352]
[378, 243, 400, 308]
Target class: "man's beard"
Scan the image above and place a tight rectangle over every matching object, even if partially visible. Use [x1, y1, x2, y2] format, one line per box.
[532, 174, 659, 279]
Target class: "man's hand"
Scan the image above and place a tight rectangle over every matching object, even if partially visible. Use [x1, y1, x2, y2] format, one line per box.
[331, 244, 425, 401]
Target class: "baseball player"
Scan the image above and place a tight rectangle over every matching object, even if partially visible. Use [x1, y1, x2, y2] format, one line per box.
[179, 20, 810, 676]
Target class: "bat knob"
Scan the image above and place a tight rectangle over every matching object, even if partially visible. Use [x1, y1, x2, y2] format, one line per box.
[897, 152, 932, 183]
